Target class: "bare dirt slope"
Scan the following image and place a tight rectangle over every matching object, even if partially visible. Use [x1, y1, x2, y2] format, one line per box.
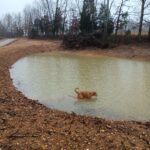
[0, 39, 150, 150]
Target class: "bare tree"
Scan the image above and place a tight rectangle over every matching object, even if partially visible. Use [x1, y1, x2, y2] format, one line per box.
[114, 0, 128, 36]
[3, 14, 13, 34]
[45, 0, 53, 20]
[14, 13, 22, 29]
[23, 5, 34, 36]
[0, 13, 24, 37]
[138, 0, 150, 38]
[74, 0, 82, 14]
[62, 0, 69, 35]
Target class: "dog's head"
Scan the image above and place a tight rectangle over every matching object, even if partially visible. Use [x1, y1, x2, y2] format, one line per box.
[93, 92, 97, 96]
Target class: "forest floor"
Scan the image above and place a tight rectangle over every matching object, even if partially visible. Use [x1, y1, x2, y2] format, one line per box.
[0, 39, 150, 150]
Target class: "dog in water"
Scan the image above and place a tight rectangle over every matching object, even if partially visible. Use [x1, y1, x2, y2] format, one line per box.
[74, 88, 97, 99]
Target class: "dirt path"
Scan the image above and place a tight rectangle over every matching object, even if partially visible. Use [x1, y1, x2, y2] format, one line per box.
[0, 39, 150, 150]
[0, 39, 16, 47]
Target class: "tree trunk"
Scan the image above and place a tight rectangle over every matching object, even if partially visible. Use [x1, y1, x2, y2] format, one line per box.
[138, 0, 145, 39]
[148, 24, 150, 39]
[62, 0, 68, 35]
[53, 0, 59, 36]
[115, 0, 123, 36]
[45, 0, 52, 21]
[104, 0, 110, 37]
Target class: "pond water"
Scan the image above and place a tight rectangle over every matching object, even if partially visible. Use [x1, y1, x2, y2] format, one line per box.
[10, 52, 150, 121]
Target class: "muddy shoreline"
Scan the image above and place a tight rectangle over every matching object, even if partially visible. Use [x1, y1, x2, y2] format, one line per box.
[0, 39, 150, 149]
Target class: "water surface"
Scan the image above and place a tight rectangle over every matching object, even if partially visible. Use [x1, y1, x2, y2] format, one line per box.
[10, 52, 150, 121]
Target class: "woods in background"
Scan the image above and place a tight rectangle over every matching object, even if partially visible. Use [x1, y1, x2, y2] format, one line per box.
[0, 0, 150, 42]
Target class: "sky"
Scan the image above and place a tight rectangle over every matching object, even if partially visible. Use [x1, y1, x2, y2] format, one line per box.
[0, 0, 147, 21]
[0, 0, 34, 17]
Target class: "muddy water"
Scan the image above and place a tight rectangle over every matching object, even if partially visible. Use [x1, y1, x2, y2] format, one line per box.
[10, 52, 150, 121]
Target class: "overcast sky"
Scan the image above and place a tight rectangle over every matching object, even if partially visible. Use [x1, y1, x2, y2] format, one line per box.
[0, 0, 34, 17]
[0, 0, 146, 21]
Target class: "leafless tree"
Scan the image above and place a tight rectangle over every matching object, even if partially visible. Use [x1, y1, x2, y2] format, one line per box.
[3, 14, 13, 33]
[74, 0, 82, 14]
[138, 0, 150, 38]
[62, 0, 69, 34]
[114, 0, 128, 36]
[45, 0, 53, 20]
[23, 5, 34, 36]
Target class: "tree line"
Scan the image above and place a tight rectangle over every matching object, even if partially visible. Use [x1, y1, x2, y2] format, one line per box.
[0, 0, 150, 39]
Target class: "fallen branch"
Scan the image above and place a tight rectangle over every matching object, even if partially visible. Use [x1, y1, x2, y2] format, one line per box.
[8, 134, 39, 138]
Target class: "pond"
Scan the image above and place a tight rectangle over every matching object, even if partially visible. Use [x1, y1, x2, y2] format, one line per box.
[10, 52, 150, 121]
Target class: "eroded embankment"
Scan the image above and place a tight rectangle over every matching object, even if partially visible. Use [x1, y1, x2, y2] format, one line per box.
[0, 39, 150, 150]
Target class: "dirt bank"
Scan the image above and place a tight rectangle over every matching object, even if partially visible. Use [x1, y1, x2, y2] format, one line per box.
[63, 42, 150, 61]
[0, 39, 150, 150]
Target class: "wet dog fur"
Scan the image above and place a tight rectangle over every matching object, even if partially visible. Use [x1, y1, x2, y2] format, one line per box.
[74, 88, 97, 99]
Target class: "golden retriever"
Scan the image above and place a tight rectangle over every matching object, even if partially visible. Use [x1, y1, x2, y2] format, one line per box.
[74, 88, 97, 99]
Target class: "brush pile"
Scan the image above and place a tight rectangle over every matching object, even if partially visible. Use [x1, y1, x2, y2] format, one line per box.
[63, 31, 115, 49]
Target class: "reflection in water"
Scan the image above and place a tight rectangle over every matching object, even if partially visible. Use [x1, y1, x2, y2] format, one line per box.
[10, 53, 150, 121]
